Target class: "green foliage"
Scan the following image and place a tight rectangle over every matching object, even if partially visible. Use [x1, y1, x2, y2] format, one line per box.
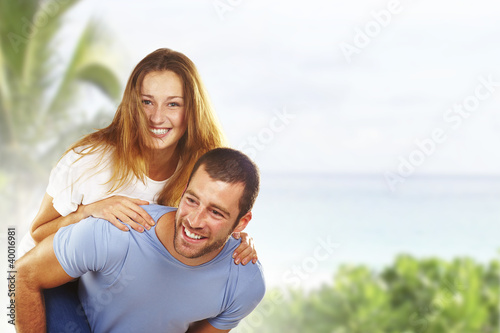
[0, 0, 121, 225]
[0, 0, 121, 180]
[239, 255, 499, 333]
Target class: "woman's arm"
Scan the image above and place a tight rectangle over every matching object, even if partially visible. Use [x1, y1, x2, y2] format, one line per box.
[30, 193, 155, 244]
[30, 193, 85, 244]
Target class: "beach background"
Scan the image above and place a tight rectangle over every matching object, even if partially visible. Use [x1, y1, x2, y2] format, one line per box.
[1, 0, 499, 332]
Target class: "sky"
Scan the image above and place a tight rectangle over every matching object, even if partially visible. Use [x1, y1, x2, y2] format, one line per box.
[61, 0, 500, 177]
[51, 0, 500, 284]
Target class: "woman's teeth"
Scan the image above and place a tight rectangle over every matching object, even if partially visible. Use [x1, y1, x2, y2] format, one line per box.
[150, 128, 169, 135]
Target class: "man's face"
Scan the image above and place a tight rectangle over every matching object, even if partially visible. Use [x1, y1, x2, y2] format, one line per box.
[173, 165, 249, 263]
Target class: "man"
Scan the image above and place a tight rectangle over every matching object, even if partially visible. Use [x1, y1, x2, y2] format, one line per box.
[15, 148, 265, 333]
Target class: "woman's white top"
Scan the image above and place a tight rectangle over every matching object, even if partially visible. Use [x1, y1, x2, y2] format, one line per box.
[18, 147, 168, 256]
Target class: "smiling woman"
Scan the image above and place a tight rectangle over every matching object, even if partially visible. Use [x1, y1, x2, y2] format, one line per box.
[23, 48, 228, 244]
[140, 70, 187, 157]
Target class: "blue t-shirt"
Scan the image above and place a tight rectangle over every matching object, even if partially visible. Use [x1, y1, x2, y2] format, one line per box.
[53, 204, 265, 333]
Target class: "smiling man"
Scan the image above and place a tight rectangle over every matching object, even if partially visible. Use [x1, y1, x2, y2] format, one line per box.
[15, 148, 265, 333]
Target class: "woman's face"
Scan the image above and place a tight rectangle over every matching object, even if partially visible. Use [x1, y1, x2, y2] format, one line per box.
[141, 70, 187, 152]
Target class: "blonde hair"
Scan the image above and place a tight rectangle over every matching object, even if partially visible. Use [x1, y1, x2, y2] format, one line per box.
[68, 48, 225, 207]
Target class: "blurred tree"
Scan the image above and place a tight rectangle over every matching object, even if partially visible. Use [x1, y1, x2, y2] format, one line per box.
[0, 0, 121, 231]
[240, 255, 499, 333]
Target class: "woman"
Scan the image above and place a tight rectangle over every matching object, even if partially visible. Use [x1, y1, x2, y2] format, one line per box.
[22, 48, 257, 265]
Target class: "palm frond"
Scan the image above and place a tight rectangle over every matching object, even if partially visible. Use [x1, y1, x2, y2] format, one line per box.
[0, 1, 121, 178]
[41, 19, 121, 125]
[77, 63, 122, 99]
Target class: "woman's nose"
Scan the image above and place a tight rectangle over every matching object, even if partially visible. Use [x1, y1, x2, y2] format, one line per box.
[149, 105, 166, 124]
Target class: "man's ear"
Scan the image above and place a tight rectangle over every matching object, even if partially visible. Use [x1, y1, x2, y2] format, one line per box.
[233, 211, 252, 233]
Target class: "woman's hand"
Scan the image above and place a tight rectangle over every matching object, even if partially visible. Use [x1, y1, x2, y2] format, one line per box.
[83, 196, 155, 232]
[232, 232, 258, 265]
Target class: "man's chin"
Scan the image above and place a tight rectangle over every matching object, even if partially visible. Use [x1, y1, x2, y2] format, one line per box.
[174, 239, 205, 259]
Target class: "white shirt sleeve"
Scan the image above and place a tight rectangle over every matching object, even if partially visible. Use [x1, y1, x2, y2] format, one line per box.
[46, 149, 84, 216]
[46, 148, 112, 216]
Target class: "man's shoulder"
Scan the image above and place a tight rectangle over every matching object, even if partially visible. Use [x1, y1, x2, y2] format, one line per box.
[224, 238, 266, 289]
[69, 205, 175, 245]
[235, 259, 265, 286]
[205, 240, 266, 330]
[53, 216, 133, 279]
[142, 204, 177, 221]
[56, 215, 131, 259]
[59, 216, 120, 243]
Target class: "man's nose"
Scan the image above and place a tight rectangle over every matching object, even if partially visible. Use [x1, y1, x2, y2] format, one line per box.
[187, 208, 205, 228]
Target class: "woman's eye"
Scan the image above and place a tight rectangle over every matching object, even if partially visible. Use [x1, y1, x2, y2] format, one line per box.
[167, 102, 179, 107]
[142, 100, 152, 105]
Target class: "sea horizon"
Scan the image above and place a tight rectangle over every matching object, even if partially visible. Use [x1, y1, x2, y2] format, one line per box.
[250, 171, 500, 290]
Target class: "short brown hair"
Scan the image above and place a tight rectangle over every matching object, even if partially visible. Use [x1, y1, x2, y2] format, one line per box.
[188, 148, 260, 222]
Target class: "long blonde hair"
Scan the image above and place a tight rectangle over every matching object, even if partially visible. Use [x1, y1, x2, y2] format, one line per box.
[68, 48, 225, 206]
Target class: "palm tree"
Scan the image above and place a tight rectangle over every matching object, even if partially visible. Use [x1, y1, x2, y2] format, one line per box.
[0, 0, 121, 234]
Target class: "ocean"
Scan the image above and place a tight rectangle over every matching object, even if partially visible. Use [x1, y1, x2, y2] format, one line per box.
[249, 172, 500, 290]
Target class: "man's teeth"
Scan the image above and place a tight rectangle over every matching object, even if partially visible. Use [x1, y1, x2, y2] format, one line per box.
[150, 128, 170, 135]
[185, 228, 202, 240]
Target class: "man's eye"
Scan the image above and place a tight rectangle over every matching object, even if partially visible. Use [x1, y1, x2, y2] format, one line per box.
[187, 197, 196, 204]
[212, 210, 222, 217]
